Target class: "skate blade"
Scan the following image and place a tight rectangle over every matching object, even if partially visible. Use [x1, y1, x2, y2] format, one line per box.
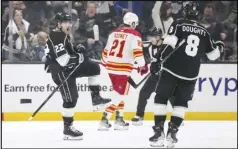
[132, 121, 143, 126]
[114, 125, 129, 130]
[63, 135, 83, 141]
[166, 138, 176, 148]
[166, 142, 175, 148]
[93, 102, 111, 112]
[98, 127, 110, 131]
[150, 140, 165, 147]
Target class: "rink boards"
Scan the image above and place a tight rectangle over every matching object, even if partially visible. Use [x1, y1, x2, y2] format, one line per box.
[2, 64, 237, 121]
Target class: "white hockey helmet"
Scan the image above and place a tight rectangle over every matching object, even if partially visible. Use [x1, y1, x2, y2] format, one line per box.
[123, 12, 139, 29]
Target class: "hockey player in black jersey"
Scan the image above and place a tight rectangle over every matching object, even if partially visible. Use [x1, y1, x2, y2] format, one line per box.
[149, 2, 225, 147]
[131, 27, 163, 125]
[131, 27, 177, 126]
[45, 12, 111, 140]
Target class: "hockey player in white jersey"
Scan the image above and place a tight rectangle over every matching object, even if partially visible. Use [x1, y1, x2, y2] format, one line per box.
[98, 12, 148, 131]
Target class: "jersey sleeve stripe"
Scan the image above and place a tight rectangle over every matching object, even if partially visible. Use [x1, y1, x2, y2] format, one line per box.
[133, 49, 143, 53]
[133, 51, 143, 55]
[160, 45, 169, 61]
[102, 53, 107, 58]
[102, 49, 108, 58]
[133, 49, 143, 59]
[133, 53, 143, 59]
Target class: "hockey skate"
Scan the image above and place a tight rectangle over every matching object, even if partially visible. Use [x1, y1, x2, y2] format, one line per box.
[131, 116, 143, 126]
[98, 112, 112, 131]
[114, 111, 129, 130]
[92, 94, 111, 111]
[166, 122, 179, 148]
[149, 123, 165, 147]
[63, 124, 83, 140]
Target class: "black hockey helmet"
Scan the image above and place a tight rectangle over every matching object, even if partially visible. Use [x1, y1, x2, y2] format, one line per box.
[55, 12, 62, 22]
[183, 2, 200, 20]
[147, 27, 162, 37]
[55, 12, 71, 23]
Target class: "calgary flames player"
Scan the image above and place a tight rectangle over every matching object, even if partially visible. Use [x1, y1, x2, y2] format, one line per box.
[98, 12, 148, 131]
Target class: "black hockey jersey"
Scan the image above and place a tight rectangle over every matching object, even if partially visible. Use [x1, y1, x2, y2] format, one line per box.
[143, 42, 161, 64]
[45, 29, 79, 72]
[159, 19, 221, 80]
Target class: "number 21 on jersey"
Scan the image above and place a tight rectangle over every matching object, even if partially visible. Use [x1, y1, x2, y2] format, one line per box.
[109, 39, 125, 58]
[185, 35, 200, 57]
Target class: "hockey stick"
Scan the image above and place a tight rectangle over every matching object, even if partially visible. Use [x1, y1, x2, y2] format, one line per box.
[28, 64, 81, 121]
[127, 39, 185, 89]
[127, 73, 151, 89]
[89, 58, 144, 89]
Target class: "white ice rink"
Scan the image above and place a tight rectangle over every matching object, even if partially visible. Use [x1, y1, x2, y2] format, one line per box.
[2, 121, 237, 148]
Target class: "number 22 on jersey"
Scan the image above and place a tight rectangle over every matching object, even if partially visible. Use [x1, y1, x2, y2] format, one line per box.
[54, 43, 64, 54]
[109, 39, 125, 58]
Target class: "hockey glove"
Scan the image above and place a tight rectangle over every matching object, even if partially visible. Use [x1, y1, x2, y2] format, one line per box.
[150, 61, 161, 75]
[215, 40, 225, 53]
[137, 64, 149, 76]
[75, 44, 87, 54]
[75, 44, 89, 61]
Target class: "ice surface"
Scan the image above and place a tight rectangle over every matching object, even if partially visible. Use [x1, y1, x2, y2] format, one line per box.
[2, 121, 237, 148]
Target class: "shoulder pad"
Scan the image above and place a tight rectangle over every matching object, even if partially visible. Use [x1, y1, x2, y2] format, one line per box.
[174, 18, 186, 24]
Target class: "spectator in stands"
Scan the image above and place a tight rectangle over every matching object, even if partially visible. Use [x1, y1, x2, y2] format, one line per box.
[222, 1, 237, 30]
[152, 1, 174, 36]
[73, 1, 87, 17]
[22, 1, 48, 29]
[2, 6, 9, 39]
[3, 10, 34, 62]
[141, 1, 156, 32]
[200, 5, 227, 41]
[46, 1, 69, 20]
[220, 1, 237, 61]
[76, 2, 107, 48]
[2, 1, 26, 35]
[95, 1, 118, 33]
[200, 4, 228, 61]
[31, 19, 49, 48]
[13, 1, 23, 10]
[169, 1, 190, 20]
[30, 31, 49, 62]
[71, 9, 80, 35]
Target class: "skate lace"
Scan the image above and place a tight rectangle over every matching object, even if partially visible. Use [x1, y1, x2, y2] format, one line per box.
[117, 117, 125, 124]
[69, 125, 80, 133]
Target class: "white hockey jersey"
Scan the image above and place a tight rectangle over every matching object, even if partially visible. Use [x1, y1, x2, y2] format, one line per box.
[101, 28, 145, 76]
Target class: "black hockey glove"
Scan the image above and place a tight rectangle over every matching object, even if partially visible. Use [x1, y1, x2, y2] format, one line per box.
[215, 41, 225, 53]
[75, 44, 87, 54]
[75, 44, 89, 61]
[150, 61, 161, 75]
